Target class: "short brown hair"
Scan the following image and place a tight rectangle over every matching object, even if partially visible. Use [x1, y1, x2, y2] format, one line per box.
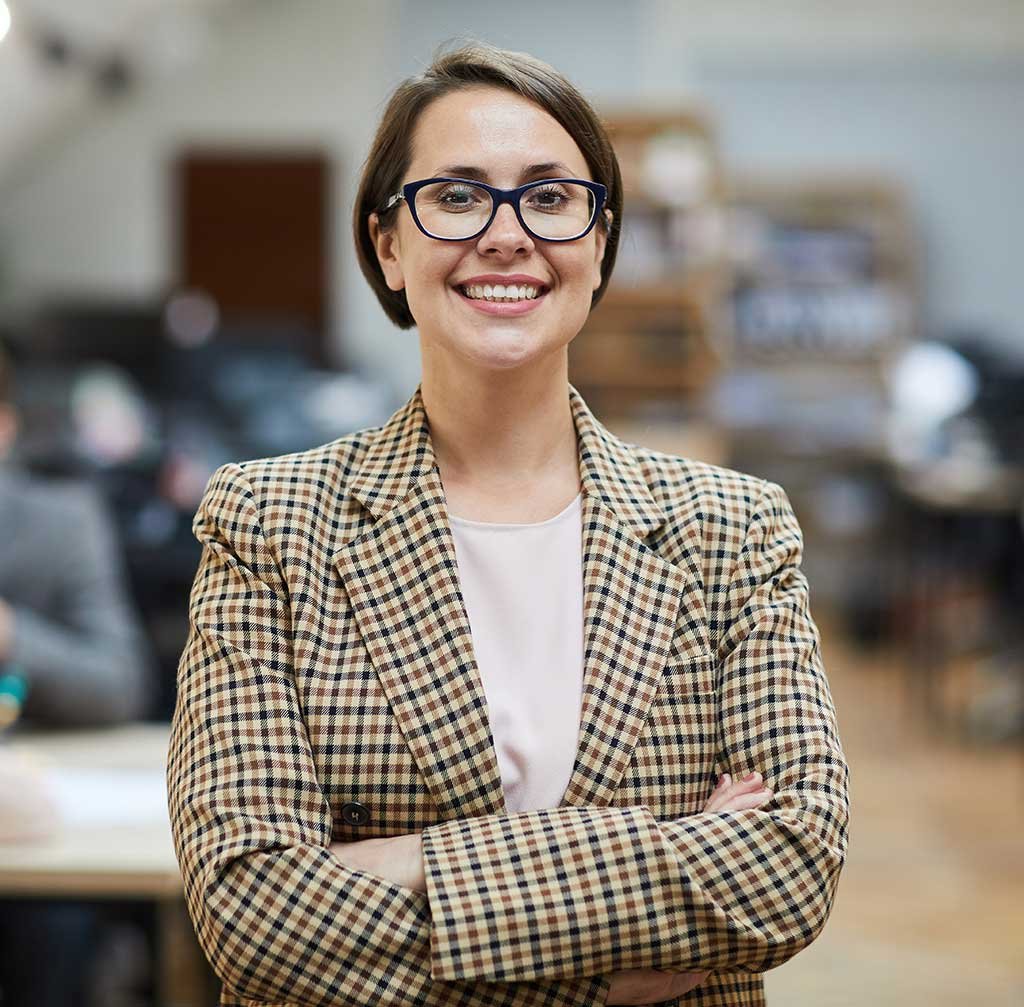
[353, 40, 623, 329]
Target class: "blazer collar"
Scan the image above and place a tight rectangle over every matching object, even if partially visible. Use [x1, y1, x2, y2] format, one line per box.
[333, 382, 700, 820]
[345, 381, 668, 539]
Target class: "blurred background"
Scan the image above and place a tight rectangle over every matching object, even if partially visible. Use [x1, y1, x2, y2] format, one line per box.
[0, 1, 1021, 1004]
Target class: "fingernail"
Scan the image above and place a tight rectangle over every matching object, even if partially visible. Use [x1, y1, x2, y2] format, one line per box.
[722, 772, 731, 784]
[743, 771, 759, 781]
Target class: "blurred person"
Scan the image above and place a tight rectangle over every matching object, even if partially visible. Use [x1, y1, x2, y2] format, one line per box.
[0, 342, 156, 725]
[167, 41, 849, 1007]
[0, 341, 158, 1007]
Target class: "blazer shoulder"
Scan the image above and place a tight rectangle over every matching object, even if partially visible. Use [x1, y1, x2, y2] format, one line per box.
[193, 427, 384, 569]
[197, 426, 378, 513]
[628, 445, 770, 530]
[233, 430, 373, 493]
[626, 449, 794, 641]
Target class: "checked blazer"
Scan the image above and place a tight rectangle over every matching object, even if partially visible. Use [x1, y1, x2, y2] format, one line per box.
[166, 381, 850, 1007]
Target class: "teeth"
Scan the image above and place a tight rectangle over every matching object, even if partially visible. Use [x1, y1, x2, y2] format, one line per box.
[462, 283, 540, 302]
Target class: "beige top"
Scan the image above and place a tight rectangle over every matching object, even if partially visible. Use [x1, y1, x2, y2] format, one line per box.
[448, 491, 585, 812]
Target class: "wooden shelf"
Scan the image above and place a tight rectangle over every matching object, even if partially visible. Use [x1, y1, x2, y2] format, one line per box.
[571, 109, 730, 421]
[720, 173, 920, 365]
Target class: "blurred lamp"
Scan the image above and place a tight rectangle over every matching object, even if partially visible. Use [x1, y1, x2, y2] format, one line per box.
[885, 341, 979, 427]
[0, 2, 11, 45]
[884, 340, 980, 466]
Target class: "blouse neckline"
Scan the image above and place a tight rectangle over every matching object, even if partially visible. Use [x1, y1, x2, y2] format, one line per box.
[448, 491, 582, 530]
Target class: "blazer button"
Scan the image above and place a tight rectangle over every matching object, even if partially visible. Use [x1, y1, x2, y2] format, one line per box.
[340, 802, 371, 826]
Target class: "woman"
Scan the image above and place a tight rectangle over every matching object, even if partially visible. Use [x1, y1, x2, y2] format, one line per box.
[167, 42, 849, 1007]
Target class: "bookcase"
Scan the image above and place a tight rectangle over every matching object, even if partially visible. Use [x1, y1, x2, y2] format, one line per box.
[568, 110, 731, 429]
[711, 172, 919, 465]
[710, 172, 920, 623]
[720, 173, 918, 371]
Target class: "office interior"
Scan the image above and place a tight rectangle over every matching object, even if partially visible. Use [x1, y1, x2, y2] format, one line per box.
[0, 1, 1021, 1005]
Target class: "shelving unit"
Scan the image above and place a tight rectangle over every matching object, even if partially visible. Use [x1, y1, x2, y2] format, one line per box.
[568, 111, 732, 428]
[719, 173, 918, 372]
[709, 172, 921, 625]
[711, 172, 920, 464]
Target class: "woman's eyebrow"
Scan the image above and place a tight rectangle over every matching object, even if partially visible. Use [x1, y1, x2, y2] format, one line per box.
[431, 161, 576, 181]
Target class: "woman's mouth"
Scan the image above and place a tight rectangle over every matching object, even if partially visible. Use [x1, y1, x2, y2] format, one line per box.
[453, 281, 548, 316]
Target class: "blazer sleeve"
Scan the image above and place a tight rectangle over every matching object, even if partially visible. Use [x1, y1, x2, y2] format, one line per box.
[420, 478, 850, 984]
[166, 462, 613, 1007]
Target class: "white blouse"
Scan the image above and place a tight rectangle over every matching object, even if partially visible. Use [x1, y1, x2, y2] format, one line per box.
[448, 491, 585, 812]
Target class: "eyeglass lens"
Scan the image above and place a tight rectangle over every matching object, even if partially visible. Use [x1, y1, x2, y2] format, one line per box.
[413, 181, 596, 240]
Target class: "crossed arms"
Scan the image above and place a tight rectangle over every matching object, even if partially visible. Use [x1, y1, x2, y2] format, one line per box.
[166, 463, 849, 1006]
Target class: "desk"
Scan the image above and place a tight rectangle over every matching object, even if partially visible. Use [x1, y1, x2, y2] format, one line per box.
[0, 723, 218, 1006]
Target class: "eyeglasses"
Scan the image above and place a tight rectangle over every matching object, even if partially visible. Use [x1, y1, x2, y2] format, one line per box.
[383, 176, 607, 242]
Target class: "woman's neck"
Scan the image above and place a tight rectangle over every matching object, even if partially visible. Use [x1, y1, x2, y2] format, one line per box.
[420, 363, 583, 523]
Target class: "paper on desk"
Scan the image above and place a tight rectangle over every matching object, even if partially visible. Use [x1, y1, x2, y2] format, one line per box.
[42, 767, 170, 828]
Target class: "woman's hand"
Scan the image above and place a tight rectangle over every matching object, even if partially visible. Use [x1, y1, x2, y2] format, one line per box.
[604, 771, 774, 1005]
[701, 770, 774, 814]
[327, 773, 774, 1003]
[606, 967, 712, 1005]
[328, 833, 426, 894]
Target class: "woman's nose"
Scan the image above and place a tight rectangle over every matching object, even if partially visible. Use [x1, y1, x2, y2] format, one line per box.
[477, 202, 534, 255]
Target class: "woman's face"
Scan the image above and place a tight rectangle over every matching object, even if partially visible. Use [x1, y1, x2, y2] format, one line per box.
[370, 86, 609, 373]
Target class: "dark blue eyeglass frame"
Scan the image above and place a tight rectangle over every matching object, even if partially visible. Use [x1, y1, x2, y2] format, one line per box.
[382, 176, 608, 242]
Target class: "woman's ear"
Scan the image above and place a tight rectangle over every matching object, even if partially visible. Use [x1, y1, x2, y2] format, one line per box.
[368, 212, 406, 292]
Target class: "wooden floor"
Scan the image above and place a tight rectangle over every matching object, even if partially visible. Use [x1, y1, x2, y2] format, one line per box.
[763, 612, 1024, 1006]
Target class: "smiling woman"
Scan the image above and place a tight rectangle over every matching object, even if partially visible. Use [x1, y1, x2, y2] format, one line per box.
[358, 88, 616, 395]
[353, 43, 623, 332]
[167, 39, 849, 1007]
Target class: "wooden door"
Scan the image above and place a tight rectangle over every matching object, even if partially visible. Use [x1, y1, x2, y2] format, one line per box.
[175, 151, 330, 364]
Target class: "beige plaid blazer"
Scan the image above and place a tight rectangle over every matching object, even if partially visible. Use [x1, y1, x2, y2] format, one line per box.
[167, 382, 849, 1007]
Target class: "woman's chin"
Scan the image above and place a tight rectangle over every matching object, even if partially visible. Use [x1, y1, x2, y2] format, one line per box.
[446, 325, 556, 370]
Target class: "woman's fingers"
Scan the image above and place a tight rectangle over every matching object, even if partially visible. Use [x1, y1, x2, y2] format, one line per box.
[668, 970, 713, 997]
[704, 789, 772, 813]
[719, 789, 773, 812]
[702, 771, 774, 813]
[605, 966, 714, 1004]
[605, 967, 688, 1005]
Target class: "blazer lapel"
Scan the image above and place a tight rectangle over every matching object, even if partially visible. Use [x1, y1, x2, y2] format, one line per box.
[332, 383, 703, 822]
[561, 389, 701, 810]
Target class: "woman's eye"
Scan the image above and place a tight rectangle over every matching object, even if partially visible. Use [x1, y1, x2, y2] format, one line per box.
[437, 187, 480, 210]
[527, 186, 569, 211]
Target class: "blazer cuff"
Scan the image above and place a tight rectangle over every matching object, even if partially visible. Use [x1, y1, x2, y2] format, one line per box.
[422, 805, 646, 984]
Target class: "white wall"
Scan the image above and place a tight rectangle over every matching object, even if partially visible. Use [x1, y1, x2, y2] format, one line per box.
[1, 0, 1021, 403]
[693, 55, 1024, 345]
